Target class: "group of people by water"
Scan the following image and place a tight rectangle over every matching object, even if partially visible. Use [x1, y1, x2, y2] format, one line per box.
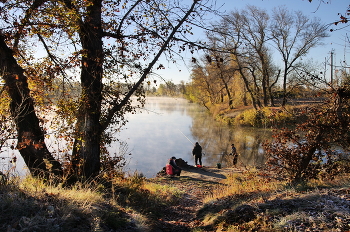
[166, 142, 239, 176]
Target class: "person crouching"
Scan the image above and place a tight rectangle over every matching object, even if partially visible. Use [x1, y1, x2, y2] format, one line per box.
[166, 156, 182, 176]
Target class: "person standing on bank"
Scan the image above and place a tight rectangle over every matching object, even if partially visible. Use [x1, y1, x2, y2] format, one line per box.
[192, 142, 202, 166]
[231, 143, 238, 167]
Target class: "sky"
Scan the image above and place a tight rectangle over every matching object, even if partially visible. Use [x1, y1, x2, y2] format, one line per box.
[155, 0, 350, 84]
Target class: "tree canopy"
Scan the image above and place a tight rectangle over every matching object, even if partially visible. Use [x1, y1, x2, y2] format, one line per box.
[0, 0, 215, 181]
[187, 5, 328, 110]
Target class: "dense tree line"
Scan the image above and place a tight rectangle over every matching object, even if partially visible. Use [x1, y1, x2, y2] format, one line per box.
[186, 5, 329, 110]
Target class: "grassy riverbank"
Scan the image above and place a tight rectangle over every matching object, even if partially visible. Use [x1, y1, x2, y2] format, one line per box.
[1, 165, 350, 231]
[208, 98, 323, 127]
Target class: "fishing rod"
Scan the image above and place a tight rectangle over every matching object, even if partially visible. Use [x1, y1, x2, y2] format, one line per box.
[178, 129, 194, 145]
[178, 129, 207, 157]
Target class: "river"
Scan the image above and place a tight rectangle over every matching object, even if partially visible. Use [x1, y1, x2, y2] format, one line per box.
[0, 97, 272, 178]
[114, 97, 272, 178]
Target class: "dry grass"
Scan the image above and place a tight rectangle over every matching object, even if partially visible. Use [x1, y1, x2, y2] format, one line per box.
[0, 172, 186, 232]
[196, 170, 350, 231]
[0, 175, 110, 232]
[2, 169, 350, 231]
[204, 169, 286, 204]
[20, 176, 104, 207]
[143, 181, 185, 202]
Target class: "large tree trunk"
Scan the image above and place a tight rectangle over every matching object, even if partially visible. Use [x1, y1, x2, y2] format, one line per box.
[71, 0, 103, 179]
[0, 34, 62, 177]
[67, 0, 200, 180]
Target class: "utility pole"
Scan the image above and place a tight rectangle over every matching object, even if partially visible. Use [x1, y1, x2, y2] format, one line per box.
[330, 50, 334, 87]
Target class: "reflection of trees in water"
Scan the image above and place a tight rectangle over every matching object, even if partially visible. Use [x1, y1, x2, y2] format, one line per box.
[141, 97, 272, 168]
[189, 108, 272, 167]
[237, 131, 266, 167]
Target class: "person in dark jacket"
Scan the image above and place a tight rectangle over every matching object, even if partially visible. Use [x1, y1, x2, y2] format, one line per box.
[231, 143, 238, 167]
[192, 142, 202, 166]
[168, 156, 181, 176]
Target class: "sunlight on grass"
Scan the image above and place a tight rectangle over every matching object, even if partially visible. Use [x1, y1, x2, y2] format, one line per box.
[143, 181, 185, 202]
[112, 172, 185, 205]
[20, 176, 104, 207]
[204, 170, 287, 203]
[307, 175, 350, 189]
[3, 170, 350, 231]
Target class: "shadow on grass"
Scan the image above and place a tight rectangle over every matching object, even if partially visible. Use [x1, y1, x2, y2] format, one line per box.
[114, 181, 192, 231]
[181, 166, 227, 180]
[0, 184, 137, 232]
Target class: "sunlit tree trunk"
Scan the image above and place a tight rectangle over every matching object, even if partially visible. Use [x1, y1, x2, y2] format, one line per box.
[218, 66, 234, 109]
[0, 34, 62, 177]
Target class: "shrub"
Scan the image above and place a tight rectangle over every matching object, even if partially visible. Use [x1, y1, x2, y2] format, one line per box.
[263, 89, 350, 184]
[236, 109, 261, 127]
[235, 107, 295, 127]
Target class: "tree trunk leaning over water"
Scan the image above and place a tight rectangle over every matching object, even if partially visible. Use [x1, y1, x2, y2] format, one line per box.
[0, 33, 63, 177]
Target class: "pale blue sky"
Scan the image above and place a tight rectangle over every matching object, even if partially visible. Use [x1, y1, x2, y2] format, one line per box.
[155, 0, 350, 84]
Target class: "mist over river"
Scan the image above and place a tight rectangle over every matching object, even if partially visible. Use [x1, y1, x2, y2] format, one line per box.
[114, 97, 272, 178]
[0, 97, 272, 178]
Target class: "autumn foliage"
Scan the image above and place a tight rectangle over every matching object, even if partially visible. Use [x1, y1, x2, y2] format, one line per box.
[263, 88, 350, 183]
[0, 0, 212, 181]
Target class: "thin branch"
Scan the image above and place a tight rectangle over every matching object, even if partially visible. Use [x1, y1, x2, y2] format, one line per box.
[101, 0, 201, 130]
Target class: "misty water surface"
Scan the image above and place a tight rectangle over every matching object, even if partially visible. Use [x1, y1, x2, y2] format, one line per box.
[114, 97, 272, 178]
[0, 97, 272, 178]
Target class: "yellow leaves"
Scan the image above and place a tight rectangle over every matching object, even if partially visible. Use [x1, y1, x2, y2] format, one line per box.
[43, 158, 53, 170]
[121, 2, 127, 9]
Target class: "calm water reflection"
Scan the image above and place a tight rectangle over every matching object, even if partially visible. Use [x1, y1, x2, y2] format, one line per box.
[115, 97, 272, 178]
[0, 97, 272, 177]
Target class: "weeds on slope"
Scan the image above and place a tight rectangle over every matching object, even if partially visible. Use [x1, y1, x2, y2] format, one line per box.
[195, 169, 350, 231]
[0, 171, 185, 232]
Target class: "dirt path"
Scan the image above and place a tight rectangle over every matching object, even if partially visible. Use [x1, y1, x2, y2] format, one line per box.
[149, 166, 239, 231]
